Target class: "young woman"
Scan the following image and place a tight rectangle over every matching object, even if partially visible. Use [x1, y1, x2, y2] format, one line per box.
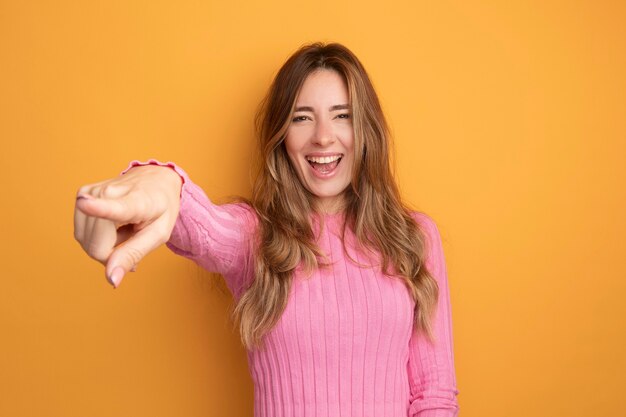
[74, 42, 460, 417]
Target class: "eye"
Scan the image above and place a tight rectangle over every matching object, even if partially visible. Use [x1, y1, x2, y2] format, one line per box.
[292, 115, 309, 122]
[336, 113, 351, 120]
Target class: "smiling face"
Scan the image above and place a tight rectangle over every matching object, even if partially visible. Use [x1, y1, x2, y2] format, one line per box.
[284, 69, 355, 213]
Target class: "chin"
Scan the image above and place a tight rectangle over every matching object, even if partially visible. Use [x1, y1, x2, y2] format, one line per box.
[308, 185, 349, 206]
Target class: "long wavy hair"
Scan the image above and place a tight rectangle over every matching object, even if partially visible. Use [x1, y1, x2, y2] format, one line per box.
[233, 42, 439, 350]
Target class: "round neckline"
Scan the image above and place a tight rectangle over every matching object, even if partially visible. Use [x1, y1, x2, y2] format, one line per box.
[312, 210, 345, 220]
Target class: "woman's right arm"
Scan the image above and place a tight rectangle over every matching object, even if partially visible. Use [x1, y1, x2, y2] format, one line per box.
[136, 160, 258, 298]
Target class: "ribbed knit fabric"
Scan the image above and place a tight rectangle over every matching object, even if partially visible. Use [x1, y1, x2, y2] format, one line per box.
[122, 160, 460, 417]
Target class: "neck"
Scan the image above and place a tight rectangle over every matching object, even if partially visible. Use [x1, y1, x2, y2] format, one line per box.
[313, 194, 347, 215]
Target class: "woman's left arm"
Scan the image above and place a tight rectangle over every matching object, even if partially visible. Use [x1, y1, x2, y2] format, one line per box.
[407, 213, 460, 417]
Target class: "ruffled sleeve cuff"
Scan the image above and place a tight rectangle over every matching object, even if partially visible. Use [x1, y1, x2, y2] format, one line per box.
[409, 395, 460, 417]
[119, 159, 188, 197]
[410, 409, 459, 417]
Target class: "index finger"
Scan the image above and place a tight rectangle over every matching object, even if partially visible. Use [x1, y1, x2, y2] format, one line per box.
[75, 194, 146, 225]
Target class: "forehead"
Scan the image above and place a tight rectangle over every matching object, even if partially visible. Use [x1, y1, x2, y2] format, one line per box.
[295, 69, 349, 106]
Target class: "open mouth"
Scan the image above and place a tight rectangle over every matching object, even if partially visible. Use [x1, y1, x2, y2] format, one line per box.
[306, 154, 343, 175]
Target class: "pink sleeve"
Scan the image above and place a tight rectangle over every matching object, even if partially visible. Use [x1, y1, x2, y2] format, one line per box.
[121, 159, 258, 299]
[407, 213, 460, 417]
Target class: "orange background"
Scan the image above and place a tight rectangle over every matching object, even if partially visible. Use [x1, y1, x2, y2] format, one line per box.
[1, 1, 625, 416]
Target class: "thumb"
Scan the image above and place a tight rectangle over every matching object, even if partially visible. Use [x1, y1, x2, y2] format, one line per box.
[105, 223, 166, 288]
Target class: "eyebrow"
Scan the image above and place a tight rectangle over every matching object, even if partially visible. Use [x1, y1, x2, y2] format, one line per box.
[294, 104, 350, 112]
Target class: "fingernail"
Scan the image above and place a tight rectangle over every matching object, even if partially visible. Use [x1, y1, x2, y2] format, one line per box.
[110, 266, 125, 288]
[130, 265, 137, 272]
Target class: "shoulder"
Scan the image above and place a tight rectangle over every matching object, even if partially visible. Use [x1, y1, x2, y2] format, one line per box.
[408, 211, 446, 257]
[409, 211, 440, 238]
[409, 211, 448, 276]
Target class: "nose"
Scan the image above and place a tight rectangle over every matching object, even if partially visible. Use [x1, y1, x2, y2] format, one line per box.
[312, 118, 335, 147]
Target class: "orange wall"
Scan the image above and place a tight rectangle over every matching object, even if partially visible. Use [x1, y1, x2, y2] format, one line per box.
[1, 1, 624, 416]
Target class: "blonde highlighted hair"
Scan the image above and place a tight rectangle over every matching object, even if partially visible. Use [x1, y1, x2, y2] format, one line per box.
[233, 42, 439, 349]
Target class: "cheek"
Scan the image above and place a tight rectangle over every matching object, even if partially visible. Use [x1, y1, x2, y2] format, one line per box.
[284, 129, 298, 153]
[342, 131, 356, 158]
[284, 128, 309, 157]
[283, 136, 303, 172]
[341, 134, 356, 179]
[338, 123, 355, 147]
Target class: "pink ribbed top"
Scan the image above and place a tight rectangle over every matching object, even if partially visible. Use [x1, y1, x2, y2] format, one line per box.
[123, 160, 460, 417]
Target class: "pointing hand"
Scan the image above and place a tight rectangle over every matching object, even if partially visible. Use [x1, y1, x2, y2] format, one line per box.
[74, 165, 182, 288]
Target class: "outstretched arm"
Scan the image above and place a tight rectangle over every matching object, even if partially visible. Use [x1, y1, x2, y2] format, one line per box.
[121, 160, 258, 298]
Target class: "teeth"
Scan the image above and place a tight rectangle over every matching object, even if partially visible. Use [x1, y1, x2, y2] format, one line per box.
[306, 155, 342, 164]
